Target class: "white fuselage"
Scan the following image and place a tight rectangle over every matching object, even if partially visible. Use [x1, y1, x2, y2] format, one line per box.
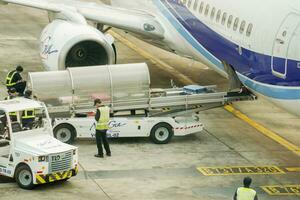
[112, 0, 300, 116]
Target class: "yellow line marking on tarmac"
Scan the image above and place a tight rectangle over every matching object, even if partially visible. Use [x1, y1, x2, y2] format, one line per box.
[224, 105, 300, 157]
[286, 167, 300, 172]
[261, 185, 300, 195]
[110, 29, 300, 157]
[197, 166, 285, 176]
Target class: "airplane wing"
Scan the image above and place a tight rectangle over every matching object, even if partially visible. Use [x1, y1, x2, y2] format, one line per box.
[1, 0, 165, 39]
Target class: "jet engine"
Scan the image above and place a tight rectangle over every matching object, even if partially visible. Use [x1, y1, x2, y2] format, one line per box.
[39, 20, 116, 71]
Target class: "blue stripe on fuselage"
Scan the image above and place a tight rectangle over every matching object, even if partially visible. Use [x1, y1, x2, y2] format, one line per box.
[153, 0, 300, 100]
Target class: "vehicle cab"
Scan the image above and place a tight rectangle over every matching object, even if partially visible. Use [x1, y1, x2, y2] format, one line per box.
[0, 98, 78, 189]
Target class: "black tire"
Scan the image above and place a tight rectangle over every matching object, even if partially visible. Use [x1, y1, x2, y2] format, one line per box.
[15, 165, 34, 190]
[53, 124, 76, 144]
[150, 123, 173, 144]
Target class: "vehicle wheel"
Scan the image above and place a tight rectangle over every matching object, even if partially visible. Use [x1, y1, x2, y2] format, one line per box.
[15, 165, 34, 190]
[53, 124, 76, 144]
[150, 123, 173, 144]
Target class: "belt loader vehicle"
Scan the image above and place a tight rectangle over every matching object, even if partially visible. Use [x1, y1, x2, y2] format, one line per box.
[0, 98, 78, 189]
[27, 63, 255, 144]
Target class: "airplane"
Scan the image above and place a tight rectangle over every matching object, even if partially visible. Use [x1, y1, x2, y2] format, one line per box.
[1, 0, 300, 116]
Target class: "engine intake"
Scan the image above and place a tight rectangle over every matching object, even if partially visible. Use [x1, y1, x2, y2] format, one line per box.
[40, 20, 116, 71]
[66, 40, 109, 67]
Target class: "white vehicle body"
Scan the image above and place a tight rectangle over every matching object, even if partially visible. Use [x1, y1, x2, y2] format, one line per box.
[53, 115, 203, 144]
[0, 98, 78, 189]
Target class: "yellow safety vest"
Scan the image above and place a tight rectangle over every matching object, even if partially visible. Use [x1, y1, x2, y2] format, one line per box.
[96, 106, 110, 130]
[6, 70, 17, 87]
[236, 187, 256, 200]
[22, 109, 35, 119]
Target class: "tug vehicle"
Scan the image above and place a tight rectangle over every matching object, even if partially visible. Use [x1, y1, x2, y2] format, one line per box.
[0, 98, 78, 189]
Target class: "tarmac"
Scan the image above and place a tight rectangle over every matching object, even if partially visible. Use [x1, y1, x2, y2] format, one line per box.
[0, 1, 300, 200]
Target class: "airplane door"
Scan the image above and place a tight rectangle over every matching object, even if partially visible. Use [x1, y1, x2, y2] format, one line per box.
[287, 25, 300, 69]
[272, 13, 300, 79]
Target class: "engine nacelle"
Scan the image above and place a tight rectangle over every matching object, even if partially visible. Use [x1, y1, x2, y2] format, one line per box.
[40, 20, 116, 71]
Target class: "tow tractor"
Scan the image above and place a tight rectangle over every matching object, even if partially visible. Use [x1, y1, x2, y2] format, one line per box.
[27, 63, 256, 144]
[0, 98, 78, 189]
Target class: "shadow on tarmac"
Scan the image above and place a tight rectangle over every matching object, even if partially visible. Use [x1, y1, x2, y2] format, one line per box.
[0, 175, 14, 183]
[74, 133, 200, 145]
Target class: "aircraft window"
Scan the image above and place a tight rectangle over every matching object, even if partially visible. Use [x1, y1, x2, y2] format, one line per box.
[199, 2, 204, 14]
[227, 15, 233, 28]
[239, 20, 246, 33]
[216, 10, 221, 22]
[233, 18, 239, 31]
[204, 4, 210, 16]
[210, 7, 216, 19]
[221, 12, 227, 25]
[193, 0, 199, 10]
[187, 0, 193, 8]
[246, 23, 253, 36]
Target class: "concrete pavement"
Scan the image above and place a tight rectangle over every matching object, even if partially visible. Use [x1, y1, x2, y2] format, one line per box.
[0, 2, 299, 200]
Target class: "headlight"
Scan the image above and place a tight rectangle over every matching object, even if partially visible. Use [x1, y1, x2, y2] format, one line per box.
[38, 156, 48, 162]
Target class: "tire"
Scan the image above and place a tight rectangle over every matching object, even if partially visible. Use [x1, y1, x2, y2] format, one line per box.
[150, 123, 173, 144]
[53, 124, 76, 144]
[15, 165, 34, 190]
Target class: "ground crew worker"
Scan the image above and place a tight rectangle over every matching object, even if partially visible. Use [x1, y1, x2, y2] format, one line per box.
[4, 88, 18, 121]
[94, 98, 111, 158]
[21, 90, 35, 129]
[233, 177, 258, 200]
[6, 65, 26, 95]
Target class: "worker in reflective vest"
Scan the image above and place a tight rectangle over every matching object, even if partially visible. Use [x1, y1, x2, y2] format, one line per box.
[6, 65, 26, 95]
[21, 109, 35, 129]
[22, 90, 35, 129]
[5, 88, 19, 122]
[94, 98, 111, 158]
[233, 177, 258, 200]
